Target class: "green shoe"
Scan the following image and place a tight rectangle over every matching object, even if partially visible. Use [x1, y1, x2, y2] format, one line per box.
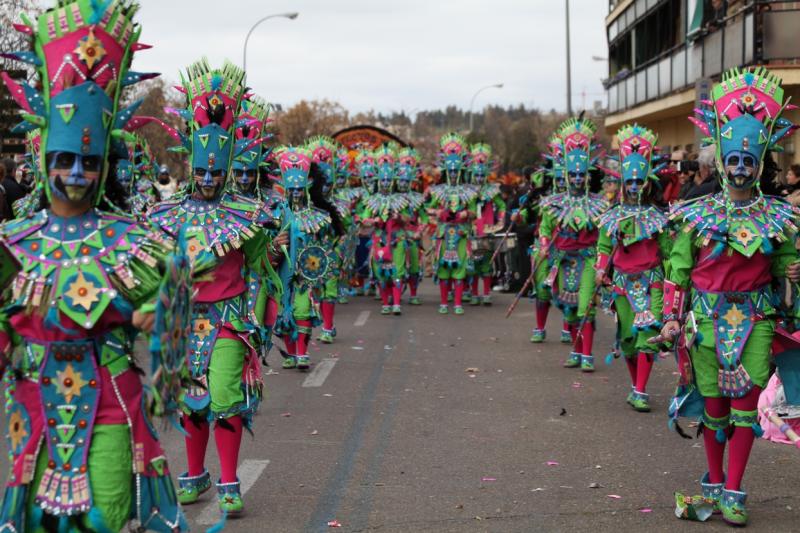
[629, 390, 650, 412]
[454, 305, 465, 315]
[392, 305, 402, 315]
[580, 355, 595, 372]
[381, 305, 391, 315]
[282, 356, 297, 369]
[530, 329, 545, 343]
[721, 488, 748, 526]
[296, 355, 310, 370]
[469, 295, 481, 306]
[318, 330, 334, 344]
[625, 389, 634, 406]
[439, 305, 449, 314]
[409, 296, 421, 305]
[564, 352, 581, 368]
[338, 296, 349, 304]
[560, 329, 572, 344]
[481, 295, 492, 306]
[177, 470, 212, 504]
[217, 479, 244, 515]
[700, 472, 724, 514]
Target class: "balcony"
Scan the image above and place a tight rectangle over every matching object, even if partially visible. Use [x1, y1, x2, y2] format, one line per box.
[605, 1, 800, 115]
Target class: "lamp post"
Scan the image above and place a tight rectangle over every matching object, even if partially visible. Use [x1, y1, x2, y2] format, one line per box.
[242, 12, 299, 72]
[468, 83, 504, 132]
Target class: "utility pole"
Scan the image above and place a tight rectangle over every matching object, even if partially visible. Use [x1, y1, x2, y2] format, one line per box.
[566, 0, 573, 116]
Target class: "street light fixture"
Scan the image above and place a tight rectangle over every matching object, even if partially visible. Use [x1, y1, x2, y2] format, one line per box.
[468, 83, 504, 132]
[243, 12, 299, 72]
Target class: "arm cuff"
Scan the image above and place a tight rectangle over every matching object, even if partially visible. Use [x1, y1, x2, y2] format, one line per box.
[662, 280, 686, 322]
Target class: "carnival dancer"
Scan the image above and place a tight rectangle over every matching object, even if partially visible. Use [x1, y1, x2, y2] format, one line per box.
[333, 146, 362, 304]
[538, 118, 608, 370]
[308, 136, 344, 342]
[427, 133, 477, 315]
[355, 149, 378, 296]
[148, 59, 277, 517]
[516, 135, 574, 344]
[659, 67, 800, 526]
[358, 143, 410, 315]
[467, 143, 505, 306]
[129, 135, 160, 214]
[0, 1, 186, 530]
[231, 96, 272, 200]
[273, 146, 342, 367]
[595, 124, 671, 412]
[397, 147, 426, 305]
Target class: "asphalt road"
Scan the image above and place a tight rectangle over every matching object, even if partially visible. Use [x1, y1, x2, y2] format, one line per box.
[6, 284, 800, 532]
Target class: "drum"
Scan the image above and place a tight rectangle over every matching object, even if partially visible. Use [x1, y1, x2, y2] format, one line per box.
[470, 236, 493, 256]
[493, 232, 517, 252]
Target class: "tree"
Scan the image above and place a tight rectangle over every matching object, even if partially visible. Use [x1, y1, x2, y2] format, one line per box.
[273, 100, 350, 145]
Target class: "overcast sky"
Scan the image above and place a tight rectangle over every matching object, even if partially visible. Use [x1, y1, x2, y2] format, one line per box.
[134, 0, 609, 115]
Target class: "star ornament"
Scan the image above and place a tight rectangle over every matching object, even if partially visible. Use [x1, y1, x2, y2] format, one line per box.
[65, 271, 101, 312]
[8, 410, 28, 451]
[723, 305, 746, 329]
[74, 29, 107, 70]
[56, 363, 88, 404]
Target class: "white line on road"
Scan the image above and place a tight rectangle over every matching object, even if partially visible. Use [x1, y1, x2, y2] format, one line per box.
[302, 358, 338, 388]
[354, 310, 370, 327]
[196, 459, 270, 525]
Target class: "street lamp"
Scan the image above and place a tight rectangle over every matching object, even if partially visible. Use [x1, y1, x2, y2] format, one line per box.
[468, 83, 504, 132]
[243, 12, 299, 72]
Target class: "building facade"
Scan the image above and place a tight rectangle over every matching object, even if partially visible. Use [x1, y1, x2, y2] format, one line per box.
[604, 0, 800, 170]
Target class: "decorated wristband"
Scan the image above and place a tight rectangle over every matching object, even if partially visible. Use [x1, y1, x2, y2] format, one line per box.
[662, 280, 686, 322]
[595, 252, 610, 275]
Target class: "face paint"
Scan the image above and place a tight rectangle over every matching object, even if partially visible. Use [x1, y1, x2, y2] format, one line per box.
[724, 150, 757, 190]
[232, 168, 256, 193]
[47, 151, 101, 203]
[193, 167, 226, 200]
[568, 171, 586, 193]
[624, 178, 644, 202]
[288, 187, 306, 209]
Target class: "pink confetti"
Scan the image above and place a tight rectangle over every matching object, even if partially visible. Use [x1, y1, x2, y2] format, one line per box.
[327, 520, 342, 527]
[357, 339, 364, 344]
[639, 508, 652, 513]
[281, 412, 291, 417]
[481, 477, 496, 482]
[546, 461, 559, 466]
[607, 494, 622, 499]
[571, 382, 582, 388]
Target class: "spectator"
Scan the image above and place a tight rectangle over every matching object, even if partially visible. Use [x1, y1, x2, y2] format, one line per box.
[1, 158, 26, 216]
[679, 145, 720, 200]
[777, 164, 800, 207]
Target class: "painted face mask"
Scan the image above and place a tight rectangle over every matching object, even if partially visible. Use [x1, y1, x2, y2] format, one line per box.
[232, 96, 271, 196]
[355, 150, 376, 190]
[373, 142, 399, 194]
[308, 136, 337, 198]
[334, 148, 351, 189]
[469, 143, 492, 186]
[276, 146, 312, 210]
[438, 132, 468, 185]
[1, 0, 159, 206]
[558, 118, 599, 196]
[396, 147, 420, 193]
[690, 67, 798, 197]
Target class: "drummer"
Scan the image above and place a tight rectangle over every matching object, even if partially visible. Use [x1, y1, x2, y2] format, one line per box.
[467, 143, 506, 306]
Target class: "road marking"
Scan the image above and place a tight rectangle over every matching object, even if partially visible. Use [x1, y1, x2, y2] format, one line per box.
[354, 310, 370, 327]
[196, 459, 270, 525]
[302, 358, 338, 388]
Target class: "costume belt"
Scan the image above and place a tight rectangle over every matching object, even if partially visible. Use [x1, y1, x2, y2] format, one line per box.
[612, 266, 664, 330]
[546, 248, 595, 307]
[691, 287, 770, 398]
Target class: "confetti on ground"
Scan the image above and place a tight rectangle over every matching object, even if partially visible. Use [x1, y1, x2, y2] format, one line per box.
[481, 477, 497, 482]
[572, 382, 582, 388]
[607, 494, 622, 499]
[546, 461, 559, 466]
[639, 508, 652, 513]
[465, 367, 480, 373]
[323, 393, 333, 397]
[310, 430, 318, 435]
[351, 346, 364, 351]
[327, 520, 342, 527]
[531, 488, 545, 492]
[357, 339, 364, 344]
[281, 413, 291, 417]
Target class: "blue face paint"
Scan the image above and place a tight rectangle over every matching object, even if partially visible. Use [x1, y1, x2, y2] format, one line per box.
[724, 150, 758, 190]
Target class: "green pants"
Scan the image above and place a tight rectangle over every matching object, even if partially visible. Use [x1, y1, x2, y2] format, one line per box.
[209, 337, 246, 415]
[373, 241, 408, 283]
[322, 275, 338, 300]
[691, 318, 773, 398]
[556, 257, 596, 324]
[436, 238, 468, 280]
[533, 255, 552, 301]
[292, 286, 313, 320]
[407, 239, 422, 276]
[613, 288, 663, 357]
[27, 424, 132, 532]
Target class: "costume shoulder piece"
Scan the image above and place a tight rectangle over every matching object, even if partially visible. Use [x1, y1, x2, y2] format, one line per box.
[539, 192, 566, 216]
[670, 193, 799, 257]
[3, 210, 171, 328]
[429, 184, 477, 208]
[478, 183, 501, 203]
[222, 192, 275, 227]
[598, 204, 668, 245]
[363, 193, 409, 219]
[292, 207, 332, 235]
[405, 191, 425, 210]
[553, 193, 608, 231]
